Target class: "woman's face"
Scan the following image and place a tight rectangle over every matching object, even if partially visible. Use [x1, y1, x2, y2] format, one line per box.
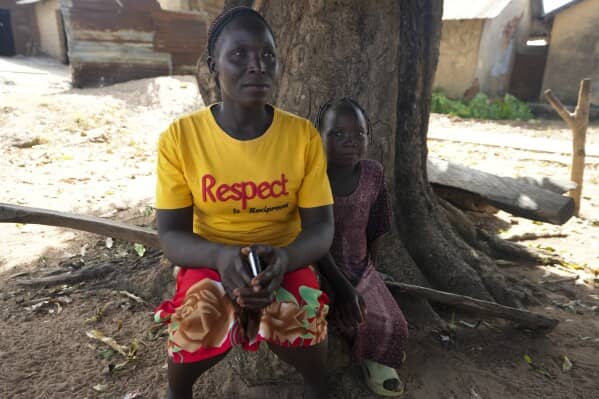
[322, 107, 368, 168]
[211, 16, 278, 107]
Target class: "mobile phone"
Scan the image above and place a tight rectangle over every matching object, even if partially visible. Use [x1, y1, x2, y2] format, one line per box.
[248, 248, 262, 277]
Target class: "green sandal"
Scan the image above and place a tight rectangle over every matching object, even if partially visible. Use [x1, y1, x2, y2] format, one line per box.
[361, 359, 405, 397]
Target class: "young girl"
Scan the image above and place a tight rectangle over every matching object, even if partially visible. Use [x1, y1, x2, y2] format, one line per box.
[154, 7, 334, 399]
[316, 98, 409, 397]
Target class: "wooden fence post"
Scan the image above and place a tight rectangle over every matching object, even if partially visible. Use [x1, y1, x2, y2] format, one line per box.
[544, 78, 592, 216]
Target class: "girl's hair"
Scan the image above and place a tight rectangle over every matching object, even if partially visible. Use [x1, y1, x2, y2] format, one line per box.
[207, 6, 275, 57]
[315, 98, 372, 137]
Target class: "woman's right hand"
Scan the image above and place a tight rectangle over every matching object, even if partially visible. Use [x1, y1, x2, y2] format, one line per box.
[215, 246, 252, 298]
[215, 246, 273, 310]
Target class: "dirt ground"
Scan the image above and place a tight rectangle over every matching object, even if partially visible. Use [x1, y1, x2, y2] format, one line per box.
[1, 56, 598, 399]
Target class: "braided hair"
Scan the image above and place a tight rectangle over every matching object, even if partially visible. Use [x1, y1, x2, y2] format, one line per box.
[207, 6, 275, 57]
[315, 98, 373, 139]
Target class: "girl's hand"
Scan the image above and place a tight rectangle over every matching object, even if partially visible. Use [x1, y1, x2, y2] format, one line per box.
[333, 279, 366, 331]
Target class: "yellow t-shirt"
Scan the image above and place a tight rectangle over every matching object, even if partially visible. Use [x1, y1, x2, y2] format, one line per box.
[156, 105, 333, 247]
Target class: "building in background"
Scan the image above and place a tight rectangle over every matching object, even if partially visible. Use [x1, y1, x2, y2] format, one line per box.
[0, 0, 41, 57]
[0, 0, 225, 87]
[540, 0, 598, 106]
[434, 0, 531, 100]
[434, 0, 597, 106]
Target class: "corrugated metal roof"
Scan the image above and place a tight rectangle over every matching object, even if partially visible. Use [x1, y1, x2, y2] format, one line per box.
[443, 0, 512, 20]
[544, 0, 583, 17]
[16, 0, 44, 4]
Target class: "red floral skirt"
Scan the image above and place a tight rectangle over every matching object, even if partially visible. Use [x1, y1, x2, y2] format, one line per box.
[154, 266, 329, 364]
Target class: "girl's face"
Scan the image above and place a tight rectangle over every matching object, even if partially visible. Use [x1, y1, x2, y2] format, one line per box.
[321, 107, 368, 167]
[210, 16, 278, 107]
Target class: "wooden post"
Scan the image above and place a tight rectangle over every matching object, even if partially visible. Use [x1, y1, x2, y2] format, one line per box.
[544, 79, 592, 216]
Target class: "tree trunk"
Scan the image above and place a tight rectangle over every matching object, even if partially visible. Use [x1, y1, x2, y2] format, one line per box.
[257, 0, 532, 308]
[389, 0, 508, 304]
[195, 0, 536, 316]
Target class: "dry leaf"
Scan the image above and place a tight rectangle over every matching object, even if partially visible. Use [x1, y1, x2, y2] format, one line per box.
[524, 354, 533, 364]
[133, 243, 146, 257]
[85, 301, 113, 324]
[120, 290, 147, 304]
[86, 329, 128, 357]
[562, 355, 572, 372]
[80, 244, 89, 257]
[93, 384, 109, 392]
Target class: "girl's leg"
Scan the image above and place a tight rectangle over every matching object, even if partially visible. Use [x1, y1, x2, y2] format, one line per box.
[166, 350, 230, 399]
[267, 339, 328, 399]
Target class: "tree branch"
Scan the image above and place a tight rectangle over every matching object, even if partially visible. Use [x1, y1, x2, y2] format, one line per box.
[0, 203, 160, 249]
[386, 281, 558, 331]
[544, 89, 574, 126]
[573, 78, 592, 122]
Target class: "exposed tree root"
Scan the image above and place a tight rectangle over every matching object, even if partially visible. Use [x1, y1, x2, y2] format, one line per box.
[17, 264, 116, 287]
[439, 199, 563, 265]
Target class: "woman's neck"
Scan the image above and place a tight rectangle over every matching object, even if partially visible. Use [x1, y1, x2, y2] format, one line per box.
[213, 101, 272, 140]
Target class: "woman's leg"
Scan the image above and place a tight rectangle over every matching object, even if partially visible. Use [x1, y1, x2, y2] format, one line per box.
[166, 350, 230, 399]
[157, 268, 237, 399]
[267, 339, 328, 399]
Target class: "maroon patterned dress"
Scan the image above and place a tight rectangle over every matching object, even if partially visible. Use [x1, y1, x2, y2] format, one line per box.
[330, 159, 408, 369]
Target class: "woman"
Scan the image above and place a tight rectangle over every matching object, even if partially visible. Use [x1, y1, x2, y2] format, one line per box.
[153, 7, 336, 399]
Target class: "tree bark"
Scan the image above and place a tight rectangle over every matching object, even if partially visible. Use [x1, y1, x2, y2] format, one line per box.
[256, 0, 534, 308]
[193, 1, 545, 320]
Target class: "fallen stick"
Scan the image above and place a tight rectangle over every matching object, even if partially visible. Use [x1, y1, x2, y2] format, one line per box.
[542, 276, 578, 285]
[505, 232, 568, 242]
[386, 281, 558, 331]
[0, 203, 160, 249]
[2, 203, 559, 331]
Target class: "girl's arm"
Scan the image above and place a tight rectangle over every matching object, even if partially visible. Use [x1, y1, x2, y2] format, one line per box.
[317, 252, 365, 329]
[317, 252, 350, 292]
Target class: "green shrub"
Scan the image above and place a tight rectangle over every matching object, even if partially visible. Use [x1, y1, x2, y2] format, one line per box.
[431, 91, 533, 121]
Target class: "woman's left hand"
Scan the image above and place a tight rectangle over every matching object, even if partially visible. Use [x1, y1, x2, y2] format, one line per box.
[249, 245, 289, 294]
[231, 245, 288, 310]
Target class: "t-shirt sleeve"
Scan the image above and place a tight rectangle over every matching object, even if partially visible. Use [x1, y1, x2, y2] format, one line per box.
[297, 123, 334, 208]
[367, 166, 392, 243]
[155, 126, 193, 209]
